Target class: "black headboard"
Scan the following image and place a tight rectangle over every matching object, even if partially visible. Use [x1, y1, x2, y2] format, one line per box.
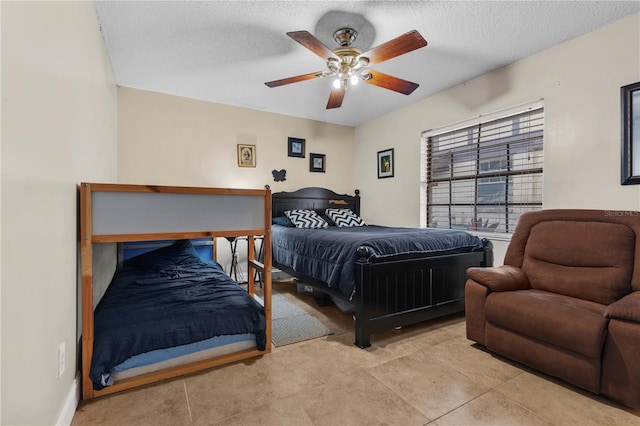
[271, 187, 360, 218]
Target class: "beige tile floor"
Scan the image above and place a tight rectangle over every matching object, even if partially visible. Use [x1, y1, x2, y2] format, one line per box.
[73, 281, 640, 426]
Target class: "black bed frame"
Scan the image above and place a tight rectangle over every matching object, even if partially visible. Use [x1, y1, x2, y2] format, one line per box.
[272, 187, 493, 348]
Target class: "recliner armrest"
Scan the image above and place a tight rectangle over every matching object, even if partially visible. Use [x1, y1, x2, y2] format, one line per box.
[605, 291, 640, 323]
[466, 265, 530, 292]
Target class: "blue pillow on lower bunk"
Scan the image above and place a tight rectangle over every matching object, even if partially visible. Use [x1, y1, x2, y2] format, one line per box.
[125, 239, 202, 268]
[272, 216, 293, 227]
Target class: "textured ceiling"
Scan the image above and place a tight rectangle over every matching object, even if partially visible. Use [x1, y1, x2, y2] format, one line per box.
[95, 1, 640, 127]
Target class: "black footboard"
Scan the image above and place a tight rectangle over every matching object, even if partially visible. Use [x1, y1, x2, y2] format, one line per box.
[275, 238, 493, 349]
[353, 239, 493, 348]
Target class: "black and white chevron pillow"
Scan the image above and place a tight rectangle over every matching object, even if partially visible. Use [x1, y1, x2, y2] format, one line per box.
[284, 209, 328, 229]
[325, 208, 366, 227]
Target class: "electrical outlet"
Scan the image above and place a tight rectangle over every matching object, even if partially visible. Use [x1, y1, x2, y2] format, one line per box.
[57, 343, 65, 378]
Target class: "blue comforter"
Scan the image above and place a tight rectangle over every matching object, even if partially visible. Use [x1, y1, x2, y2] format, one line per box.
[272, 225, 483, 299]
[90, 261, 266, 389]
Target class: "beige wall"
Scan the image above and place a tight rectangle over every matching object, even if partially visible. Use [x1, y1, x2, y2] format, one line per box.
[117, 87, 355, 193]
[354, 14, 640, 265]
[1, 2, 117, 424]
[117, 88, 355, 270]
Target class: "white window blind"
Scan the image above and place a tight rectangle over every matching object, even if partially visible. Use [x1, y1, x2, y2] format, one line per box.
[420, 101, 544, 234]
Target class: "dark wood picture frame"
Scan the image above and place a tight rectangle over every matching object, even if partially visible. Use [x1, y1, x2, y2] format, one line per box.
[622, 82, 640, 185]
[288, 137, 305, 158]
[309, 153, 325, 173]
[377, 148, 394, 179]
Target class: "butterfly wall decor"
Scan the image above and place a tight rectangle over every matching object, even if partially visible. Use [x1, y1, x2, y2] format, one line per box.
[272, 169, 287, 182]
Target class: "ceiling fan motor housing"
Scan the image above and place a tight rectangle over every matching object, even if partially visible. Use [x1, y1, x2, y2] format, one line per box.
[333, 28, 358, 47]
[329, 45, 369, 85]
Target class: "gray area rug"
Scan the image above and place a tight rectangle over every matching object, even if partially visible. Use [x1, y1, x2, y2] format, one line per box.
[271, 290, 333, 346]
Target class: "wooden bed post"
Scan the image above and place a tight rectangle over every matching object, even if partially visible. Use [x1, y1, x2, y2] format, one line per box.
[79, 183, 95, 399]
[247, 235, 256, 296]
[263, 186, 272, 352]
[354, 253, 372, 349]
[248, 185, 272, 352]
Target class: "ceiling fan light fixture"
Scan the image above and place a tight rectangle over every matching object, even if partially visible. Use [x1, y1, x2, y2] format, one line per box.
[327, 57, 339, 72]
[332, 78, 342, 89]
[353, 57, 369, 71]
[350, 74, 359, 85]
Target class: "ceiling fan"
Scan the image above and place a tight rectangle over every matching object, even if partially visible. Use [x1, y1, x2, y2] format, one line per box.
[265, 28, 428, 109]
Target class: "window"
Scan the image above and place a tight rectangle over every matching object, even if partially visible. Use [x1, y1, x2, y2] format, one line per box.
[421, 101, 543, 234]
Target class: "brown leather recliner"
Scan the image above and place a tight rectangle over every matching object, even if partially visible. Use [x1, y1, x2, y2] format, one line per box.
[465, 209, 640, 410]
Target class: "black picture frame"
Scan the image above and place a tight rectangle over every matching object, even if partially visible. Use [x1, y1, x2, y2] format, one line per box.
[377, 148, 394, 179]
[288, 137, 305, 158]
[309, 153, 325, 173]
[622, 82, 640, 185]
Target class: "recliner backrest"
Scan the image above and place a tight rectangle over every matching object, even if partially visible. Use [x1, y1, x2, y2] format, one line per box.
[504, 210, 639, 305]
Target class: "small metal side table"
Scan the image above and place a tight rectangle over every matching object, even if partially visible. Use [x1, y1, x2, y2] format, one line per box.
[226, 236, 264, 286]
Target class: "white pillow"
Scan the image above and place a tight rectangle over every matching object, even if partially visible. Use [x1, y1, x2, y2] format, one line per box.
[325, 208, 367, 227]
[284, 209, 329, 229]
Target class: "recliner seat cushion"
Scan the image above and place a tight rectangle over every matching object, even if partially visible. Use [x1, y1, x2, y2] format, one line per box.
[521, 220, 634, 305]
[486, 289, 607, 358]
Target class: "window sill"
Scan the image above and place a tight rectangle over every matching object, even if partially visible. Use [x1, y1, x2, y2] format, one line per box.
[470, 231, 513, 242]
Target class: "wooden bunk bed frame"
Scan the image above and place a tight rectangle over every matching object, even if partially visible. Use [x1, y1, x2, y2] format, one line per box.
[80, 183, 272, 400]
[271, 187, 493, 348]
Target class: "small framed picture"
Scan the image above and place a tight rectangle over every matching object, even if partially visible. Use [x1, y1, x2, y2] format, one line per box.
[377, 148, 394, 178]
[288, 137, 305, 158]
[237, 144, 256, 167]
[309, 153, 326, 173]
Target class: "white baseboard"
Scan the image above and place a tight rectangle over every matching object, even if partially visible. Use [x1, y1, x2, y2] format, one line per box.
[55, 372, 79, 426]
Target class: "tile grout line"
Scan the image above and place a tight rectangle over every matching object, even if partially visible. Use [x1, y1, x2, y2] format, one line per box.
[429, 356, 524, 422]
[488, 371, 563, 426]
[367, 332, 508, 424]
[430, 387, 494, 423]
[360, 367, 435, 423]
[430, 370, 557, 425]
[183, 381, 193, 425]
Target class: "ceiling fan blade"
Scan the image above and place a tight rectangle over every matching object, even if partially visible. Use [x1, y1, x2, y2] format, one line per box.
[358, 30, 427, 66]
[287, 31, 338, 60]
[265, 71, 324, 88]
[326, 85, 346, 109]
[363, 70, 419, 95]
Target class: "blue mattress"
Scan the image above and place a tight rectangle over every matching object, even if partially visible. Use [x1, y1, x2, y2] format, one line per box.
[272, 225, 483, 299]
[110, 333, 255, 375]
[90, 240, 266, 390]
